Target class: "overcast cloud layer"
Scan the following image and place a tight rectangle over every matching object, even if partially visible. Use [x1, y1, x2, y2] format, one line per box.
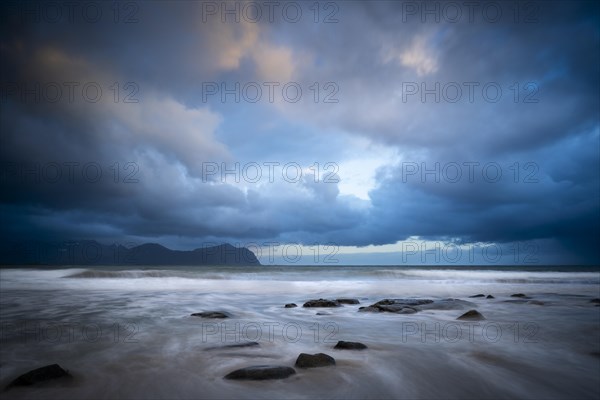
[1, 1, 598, 264]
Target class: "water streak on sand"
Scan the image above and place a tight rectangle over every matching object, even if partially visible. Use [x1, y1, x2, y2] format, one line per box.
[0, 266, 598, 399]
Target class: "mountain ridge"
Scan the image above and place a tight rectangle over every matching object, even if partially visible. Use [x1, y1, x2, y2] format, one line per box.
[0, 240, 261, 266]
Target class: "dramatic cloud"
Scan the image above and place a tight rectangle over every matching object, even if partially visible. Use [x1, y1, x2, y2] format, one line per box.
[0, 1, 598, 263]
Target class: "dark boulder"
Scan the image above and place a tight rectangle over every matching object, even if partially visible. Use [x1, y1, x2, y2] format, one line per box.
[457, 309, 485, 321]
[486, 295, 495, 299]
[191, 311, 230, 318]
[6, 364, 70, 389]
[334, 341, 367, 350]
[224, 365, 296, 380]
[336, 298, 360, 305]
[590, 298, 600, 304]
[284, 303, 297, 308]
[295, 353, 336, 368]
[303, 299, 341, 307]
[360, 299, 433, 314]
[469, 294, 485, 298]
[510, 294, 530, 298]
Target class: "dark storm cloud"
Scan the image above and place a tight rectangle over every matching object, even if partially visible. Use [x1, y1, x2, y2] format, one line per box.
[0, 1, 598, 263]
[282, 1, 599, 156]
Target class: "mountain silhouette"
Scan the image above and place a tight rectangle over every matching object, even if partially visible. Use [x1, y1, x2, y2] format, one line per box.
[0, 241, 261, 266]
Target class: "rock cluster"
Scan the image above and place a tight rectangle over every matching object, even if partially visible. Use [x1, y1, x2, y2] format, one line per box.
[359, 299, 433, 313]
[303, 299, 341, 307]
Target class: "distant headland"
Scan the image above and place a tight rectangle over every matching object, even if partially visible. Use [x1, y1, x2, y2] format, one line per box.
[0, 241, 261, 266]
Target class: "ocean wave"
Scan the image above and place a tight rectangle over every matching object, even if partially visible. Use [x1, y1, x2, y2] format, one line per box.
[63, 269, 229, 280]
[56, 268, 600, 286]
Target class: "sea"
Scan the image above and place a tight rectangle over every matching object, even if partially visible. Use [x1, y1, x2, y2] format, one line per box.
[1, 265, 599, 399]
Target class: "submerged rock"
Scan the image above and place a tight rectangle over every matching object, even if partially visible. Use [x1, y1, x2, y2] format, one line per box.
[418, 298, 473, 311]
[303, 299, 341, 307]
[295, 353, 336, 368]
[457, 309, 485, 321]
[334, 340, 368, 350]
[316, 312, 331, 315]
[336, 298, 360, 305]
[469, 294, 485, 298]
[191, 311, 230, 318]
[224, 365, 296, 380]
[510, 293, 530, 298]
[374, 299, 433, 307]
[6, 364, 70, 389]
[284, 303, 297, 308]
[398, 307, 417, 314]
[528, 300, 545, 305]
[590, 298, 600, 304]
[486, 295, 495, 299]
[206, 342, 259, 350]
[375, 304, 403, 313]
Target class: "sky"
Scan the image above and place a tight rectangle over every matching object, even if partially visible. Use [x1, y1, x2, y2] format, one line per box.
[0, 0, 598, 265]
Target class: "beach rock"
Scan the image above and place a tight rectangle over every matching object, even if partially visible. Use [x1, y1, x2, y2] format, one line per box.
[191, 311, 230, 319]
[510, 293, 530, 298]
[374, 299, 434, 307]
[303, 299, 341, 308]
[6, 364, 70, 389]
[224, 365, 296, 380]
[486, 295, 495, 299]
[376, 304, 408, 313]
[361, 298, 434, 313]
[362, 298, 476, 313]
[336, 298, 360, 305]
[457, 309, 485, 321]
[284, 303, 297, 308]
[334, 340, 368, 350]
[358, 306, 381, 313]
[469, 294, 485, 298]
[295, 353, 336, 368]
